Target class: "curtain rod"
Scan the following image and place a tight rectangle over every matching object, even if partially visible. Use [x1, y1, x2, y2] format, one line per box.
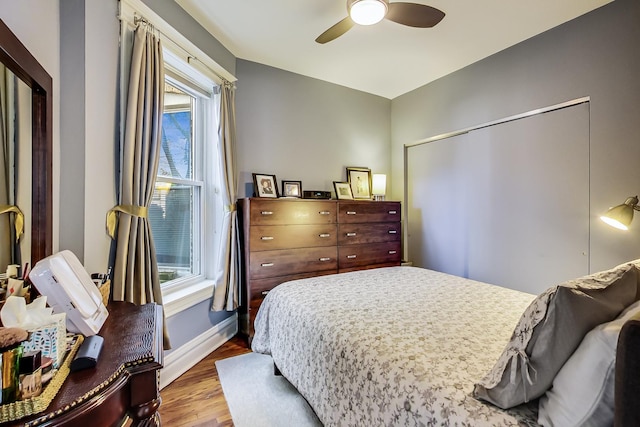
[134, 15, 223, 82]
[118, 3, 236, 84]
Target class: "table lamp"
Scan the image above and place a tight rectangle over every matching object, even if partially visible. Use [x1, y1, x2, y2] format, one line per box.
[372, 174, 386, 201]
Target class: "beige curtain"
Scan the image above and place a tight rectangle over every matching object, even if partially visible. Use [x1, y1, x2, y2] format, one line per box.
[211, 81, 240, 311]
[110, 23, 170, 348]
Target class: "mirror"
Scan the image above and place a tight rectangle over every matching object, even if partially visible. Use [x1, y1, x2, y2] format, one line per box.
[0, 18, 53, 274]
[1, 64, 31, 272]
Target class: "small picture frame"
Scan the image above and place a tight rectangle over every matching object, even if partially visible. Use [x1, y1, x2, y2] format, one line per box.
[346, 167, 372, 199]
[282, 180, 302, 198]
[333, 181, 353, 200]
[253, 173, 279, 198]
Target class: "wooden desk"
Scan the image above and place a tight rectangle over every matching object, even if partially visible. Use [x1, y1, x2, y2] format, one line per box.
[3, 302, 163, 427]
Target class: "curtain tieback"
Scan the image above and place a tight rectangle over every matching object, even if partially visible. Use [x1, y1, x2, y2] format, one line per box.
[106, 204, 148, 239]
[225, 204, 236, 213]
[0, 205, 24, 242]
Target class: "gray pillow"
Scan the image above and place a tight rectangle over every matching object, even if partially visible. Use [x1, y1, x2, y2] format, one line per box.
[473, 263, 640, 409]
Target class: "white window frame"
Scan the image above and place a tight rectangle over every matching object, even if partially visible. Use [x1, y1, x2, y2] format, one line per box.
[157, 76, 204, 284]
[158, 51, 221, 318]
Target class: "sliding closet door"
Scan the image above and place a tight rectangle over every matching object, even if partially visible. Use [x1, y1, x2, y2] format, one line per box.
[407, 103, 590, 295]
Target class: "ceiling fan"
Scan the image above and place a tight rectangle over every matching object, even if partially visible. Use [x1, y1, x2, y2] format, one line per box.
[316, 0, 445, 44]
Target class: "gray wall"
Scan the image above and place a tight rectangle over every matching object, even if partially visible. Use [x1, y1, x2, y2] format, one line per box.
[235, 60, 392, 198]
[58, 0, 120, 272]
[59, 0, 86, 259]
[391, 0, 640, 275]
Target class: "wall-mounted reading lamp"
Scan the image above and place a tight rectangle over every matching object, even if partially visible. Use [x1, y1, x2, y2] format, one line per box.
[600, 196, 640, 230]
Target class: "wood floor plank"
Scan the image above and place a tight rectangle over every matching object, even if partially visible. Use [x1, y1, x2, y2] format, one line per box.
[159, 335, 251, 426]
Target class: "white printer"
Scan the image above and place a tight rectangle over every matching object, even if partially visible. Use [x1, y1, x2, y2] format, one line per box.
[29, 250, 109, 336]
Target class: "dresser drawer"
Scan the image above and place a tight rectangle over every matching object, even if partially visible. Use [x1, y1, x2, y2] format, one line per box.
[250, 247, 338, 279]
[248, 271, 337, 302]
[250, 224, 337, 251]
[337, 222, 401, 245]
[338, 241, 401, 269]
[250, 200, 336, 225]
[338, 201, 400, 224]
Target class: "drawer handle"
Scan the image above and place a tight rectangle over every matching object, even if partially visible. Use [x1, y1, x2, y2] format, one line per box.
[261, 262, 274, 267]
[319, 257, 331, 262]
[346, 211, 357, 215]
[261, 290, 270, 296]
[389, 250, 397, 255]
[261, 236, 274, 240]
[389, 210, 397, 215]
[319, 211, 331, 215]
[261, 211, 274, 215]
[319, 233, 331, 238]
[388, 230, 397, 234]
[346, 255, 357, 259]
[346, 232, 357, 237]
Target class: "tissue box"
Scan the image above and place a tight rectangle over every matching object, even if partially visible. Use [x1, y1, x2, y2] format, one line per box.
[22, 312, 67, 368]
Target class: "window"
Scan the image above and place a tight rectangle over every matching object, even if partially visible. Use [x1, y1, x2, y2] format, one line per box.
[149, 52, 219, 294]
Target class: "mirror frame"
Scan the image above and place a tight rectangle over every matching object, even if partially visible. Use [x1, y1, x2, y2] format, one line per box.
[0, 18, 53, 266]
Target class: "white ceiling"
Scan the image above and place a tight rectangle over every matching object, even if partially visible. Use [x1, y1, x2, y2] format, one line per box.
[175, 0, 612, 99]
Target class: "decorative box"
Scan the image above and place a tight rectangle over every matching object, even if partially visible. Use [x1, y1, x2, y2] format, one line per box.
[22, 313, 67, 368]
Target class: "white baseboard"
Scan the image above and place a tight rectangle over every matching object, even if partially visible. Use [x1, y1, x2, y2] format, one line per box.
[159, 312, 238, 390]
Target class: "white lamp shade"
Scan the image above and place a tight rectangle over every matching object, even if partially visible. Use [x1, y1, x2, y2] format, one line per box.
[372, 174, 387, 196]
[349, 0, 388, 25]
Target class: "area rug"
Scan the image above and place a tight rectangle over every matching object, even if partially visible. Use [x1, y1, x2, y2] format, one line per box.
[215, 352, 323, 427]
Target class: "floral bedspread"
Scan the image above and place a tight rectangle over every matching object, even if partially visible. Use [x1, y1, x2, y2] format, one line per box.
[252, 266, 542, 426]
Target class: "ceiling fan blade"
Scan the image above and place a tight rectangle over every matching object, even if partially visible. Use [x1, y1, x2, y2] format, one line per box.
[315, 16, 355, 44]
[386, 2, 445, 28]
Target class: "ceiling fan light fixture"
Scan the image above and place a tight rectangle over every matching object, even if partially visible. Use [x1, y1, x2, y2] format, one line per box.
[349, 0, 388, 26]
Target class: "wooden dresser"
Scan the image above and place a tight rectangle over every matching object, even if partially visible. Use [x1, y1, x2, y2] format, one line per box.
[5, 302, 163, 427]
[238, 198, 401, 340]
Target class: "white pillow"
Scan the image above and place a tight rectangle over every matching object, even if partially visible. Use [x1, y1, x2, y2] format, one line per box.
[538, 299, 640, 427]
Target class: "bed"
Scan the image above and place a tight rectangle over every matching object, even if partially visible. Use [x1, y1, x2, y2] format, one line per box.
[251, 265, 640, 426]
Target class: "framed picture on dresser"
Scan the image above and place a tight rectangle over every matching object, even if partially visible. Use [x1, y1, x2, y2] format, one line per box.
[346, 167, 372, 199]
[282, 180, 302, 198]
[333, 181, 353, 200]
[253, 173, 279, 198]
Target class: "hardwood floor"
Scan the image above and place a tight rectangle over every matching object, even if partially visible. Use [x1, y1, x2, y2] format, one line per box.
[159, 335, 251, 426]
